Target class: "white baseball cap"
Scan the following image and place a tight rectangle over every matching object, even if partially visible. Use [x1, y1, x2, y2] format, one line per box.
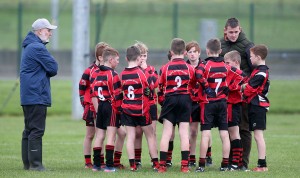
[32, 18, 57, 30]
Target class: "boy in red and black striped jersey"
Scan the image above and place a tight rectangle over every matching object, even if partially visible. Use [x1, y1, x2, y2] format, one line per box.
[185, 41, 205, 167]
[133, 41, 159, 169]
[157, 38, 196, 173]
[242, 44, 270, 172]
[78, 42, 109, 169]
[157, 51, 176, 168]
[120, 46, 159, 171]
[195, 38, 242, 172]
[224, 50, 247, 170]
[91, 47, 123, 172]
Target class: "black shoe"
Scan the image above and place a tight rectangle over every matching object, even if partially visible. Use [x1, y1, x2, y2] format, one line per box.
[228, 164, 239, 171]
[239, 165, 250, 172]
[219, 166, 229, 171]
[195, 166, 205, 172]
[205, 156, 213, 166]
[188, 161, 196, 168]
[166, 162, 172, 168]
[135, 162, 142, 169]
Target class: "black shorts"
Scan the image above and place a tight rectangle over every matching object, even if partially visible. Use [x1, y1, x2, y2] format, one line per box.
[200, 100, 228, 131]
[150, 104, 158, 121]
[121, 112, 151, 127]
[227, 103, 242, 127]
[96, 101, 120, 129]
[248, 104, 267, 131]
[83, 104, 95, 127]
[191, 102, 200, 122]
[159, 94, 192, 125]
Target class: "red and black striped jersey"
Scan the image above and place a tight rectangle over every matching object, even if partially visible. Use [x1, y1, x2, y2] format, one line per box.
[144, 65, 159, 105]
[157, 65, 165, 105]
[159, 58, 196, 97]
[120, 66, 150, 116]
[196, 57, 242, 103]
[243, 65, 270, 109]
[79, 63, 98, 107]
[91, 65, 123, 111]
[227, 67, 246, 104]
[186, 59, 203, 102]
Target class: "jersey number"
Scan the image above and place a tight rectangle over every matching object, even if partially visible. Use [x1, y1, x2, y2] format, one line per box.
[173, 76, 182, 90]
[97, 87, 105, 101]
[215, 78, 222, 94]
[127, 85, 135, 100]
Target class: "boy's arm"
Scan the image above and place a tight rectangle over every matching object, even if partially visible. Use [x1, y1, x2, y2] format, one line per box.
[79, 69, 90, 107]
[157, 66, 166, 105]
[227, 67, 244, 91]
[195, 64, 215, 97]
[112, 73, 123, 113]
[243, 72, 266, 97]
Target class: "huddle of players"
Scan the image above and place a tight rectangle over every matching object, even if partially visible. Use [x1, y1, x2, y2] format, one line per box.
[79, 37, 270, 173]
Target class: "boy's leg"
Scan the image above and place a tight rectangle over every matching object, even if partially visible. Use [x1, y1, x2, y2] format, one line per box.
[83, 125, 95, 168]
[105, 126, 117, 170]
[157, 119, 174, 172]
[254, 130, 266, 160]
[179, 122, 190, 172]
[114, 126, 126, 169]
[166, 126, 175, 167]
[206, 135, 213, 166]
[92, 128, 106, 171]
[141, 124, 158, 163]
[134, 126, 143, 169]
[219, 130, 230, 170]
[196, 130, 210, 172]
[228, 126, 242, 170]
[125, 126, 136, 170]
[189, 122, 198, 167]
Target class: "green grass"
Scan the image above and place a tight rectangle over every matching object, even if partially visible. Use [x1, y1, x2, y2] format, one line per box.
[0, 114, 299, 177]
[1, 79, 299, 116]
[0, 1, 300, 50]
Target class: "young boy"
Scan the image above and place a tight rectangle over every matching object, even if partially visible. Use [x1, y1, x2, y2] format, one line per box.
[157, 38, 196, 173]
[242, 44, 270, 172]
[195, 38, 242, 172]
[91, 47, 123, 172]
[133, 41, 159, 169]
[224, 50, 246, 170]
[79, 42, 109, 169]
[185, 41, 215, 167]
[120, 46, 159, 171]
[157, 51, 176, 168]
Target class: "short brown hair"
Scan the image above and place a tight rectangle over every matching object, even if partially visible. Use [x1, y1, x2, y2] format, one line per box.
[95, 42, 110, 59]
[186, 41, 201, 53]
[126, 45, 140, 61]
[103, 47, 119, 62]
[134, 41, 148, 54]
[250, 44, 268, 60]
[171, 38, 185, 55]
[206, 38, 221, 54]
[225, 17, 240, 29]
[224, 50, 241, 64]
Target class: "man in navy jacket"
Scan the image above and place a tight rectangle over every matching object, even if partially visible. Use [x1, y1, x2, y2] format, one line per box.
[20, 18, 58, 171]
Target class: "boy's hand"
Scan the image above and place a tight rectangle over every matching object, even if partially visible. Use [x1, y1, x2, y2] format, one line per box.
[144, 87, 151, 96]
[241, 83, 247, 92]
[80, 96, 84, 107]
[205, 87, 216, 98]
[223, 87, 230, 95]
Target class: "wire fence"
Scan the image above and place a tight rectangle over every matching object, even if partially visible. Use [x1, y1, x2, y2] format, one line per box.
[0, 0, 300, 50]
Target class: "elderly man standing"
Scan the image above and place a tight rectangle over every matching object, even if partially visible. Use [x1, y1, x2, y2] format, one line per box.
[20, 18, 58, 171]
